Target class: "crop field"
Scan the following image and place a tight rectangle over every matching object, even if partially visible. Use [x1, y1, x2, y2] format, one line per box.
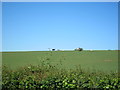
[2, 50, 118, 72]
[2, 50, 120, 89]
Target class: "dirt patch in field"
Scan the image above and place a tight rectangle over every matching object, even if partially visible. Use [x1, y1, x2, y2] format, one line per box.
[104, 60, 112, 62]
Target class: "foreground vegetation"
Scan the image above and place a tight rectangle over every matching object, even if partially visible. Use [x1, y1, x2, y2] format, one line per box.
[2, 50, 119, 89]
[2, 62, 120, 89]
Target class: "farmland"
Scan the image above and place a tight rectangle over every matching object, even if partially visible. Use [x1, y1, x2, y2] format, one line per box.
[2, 50, 119, 89]
[2, 50, 118, 72]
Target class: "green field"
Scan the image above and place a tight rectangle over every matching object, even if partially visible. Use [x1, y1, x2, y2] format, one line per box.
[2, 50, 120, 89]
[2, 50, 118, 72]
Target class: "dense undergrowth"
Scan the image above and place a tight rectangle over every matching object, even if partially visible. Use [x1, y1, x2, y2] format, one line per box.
[2, 58, 120, 89]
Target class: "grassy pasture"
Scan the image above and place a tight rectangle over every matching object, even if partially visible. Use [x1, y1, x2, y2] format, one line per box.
[2, 50, 119, 89]
[2, 50, 118, 72]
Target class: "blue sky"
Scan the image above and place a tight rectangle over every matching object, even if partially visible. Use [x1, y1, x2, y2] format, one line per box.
[2, 2, 118, 51]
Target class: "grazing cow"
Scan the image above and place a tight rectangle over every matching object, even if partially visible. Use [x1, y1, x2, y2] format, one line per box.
[75, 48, 83, 51]
[52, 49, 55, 51]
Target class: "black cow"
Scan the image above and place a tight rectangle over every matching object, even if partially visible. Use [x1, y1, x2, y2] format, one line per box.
[52, 49, 55, 51]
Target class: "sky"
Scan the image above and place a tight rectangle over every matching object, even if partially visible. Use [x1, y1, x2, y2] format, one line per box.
[2, 0, 120, 2]
[2, 2, 118, 51]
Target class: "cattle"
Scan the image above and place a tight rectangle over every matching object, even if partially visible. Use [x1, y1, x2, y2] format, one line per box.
[52, 49, 55, 51]
[75, 48, 83, 51]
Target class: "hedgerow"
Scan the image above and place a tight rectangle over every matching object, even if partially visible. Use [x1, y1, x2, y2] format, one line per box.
[2, 64, 120, 89]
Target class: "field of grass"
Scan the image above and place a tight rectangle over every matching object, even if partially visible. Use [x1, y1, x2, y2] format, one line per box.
[2, 50, 118, 72]
[2, 50, 119, 89]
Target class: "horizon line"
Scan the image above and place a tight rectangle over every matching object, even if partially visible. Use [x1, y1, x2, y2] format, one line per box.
[1, 49, 119, 52]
